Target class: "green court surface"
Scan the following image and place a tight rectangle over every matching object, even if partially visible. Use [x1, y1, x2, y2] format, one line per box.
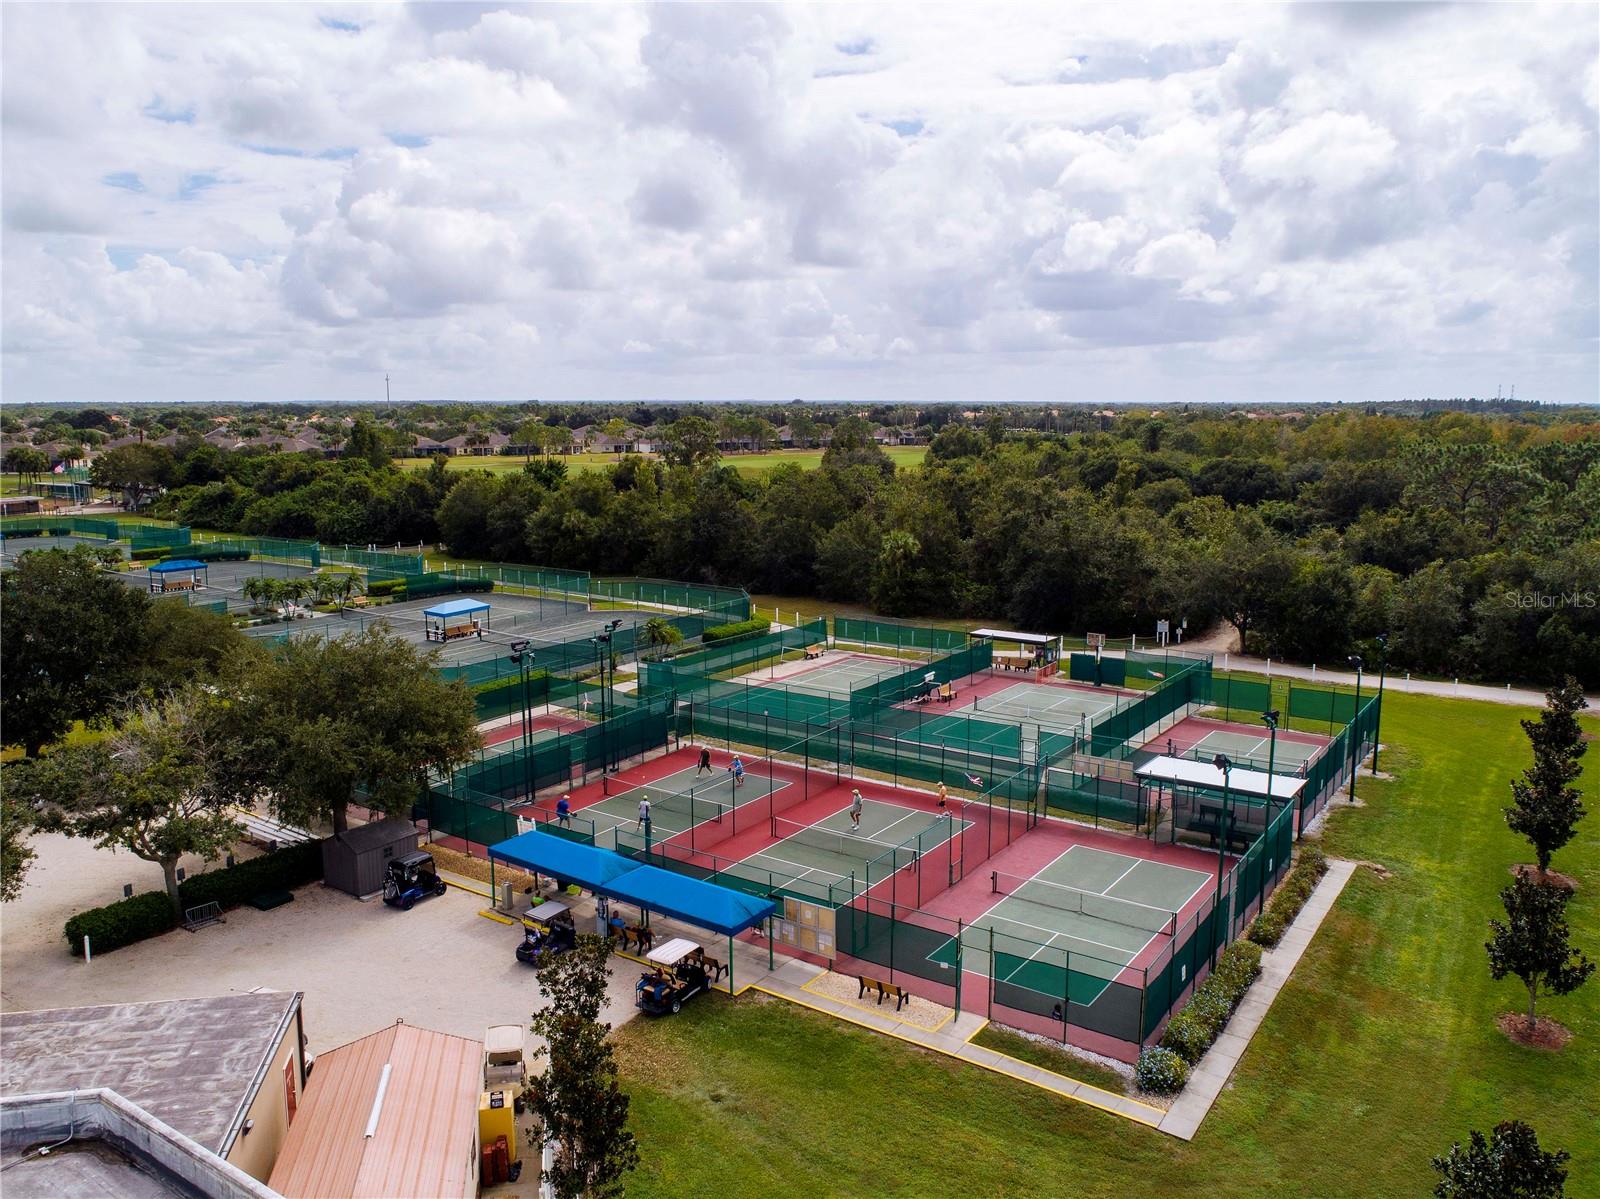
[581, 764, 788, 846]
[1132, 726, 1321, 775]
[0, 534, 119, 563]
[933, 844, 1212, 1006]
[966, 680, 1121, 729]
[772, 654, 926, 696]
[732, 799, 969, 901]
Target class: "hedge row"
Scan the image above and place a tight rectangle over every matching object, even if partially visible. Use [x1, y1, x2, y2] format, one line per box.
[701, 616, 772, 644]
[130, 545, 168, 561]
[1247, 845, 1328, 948]
[185, 546, 252, 563]
[63, 840, 325, 957]
[474, 669, 552, 697]
[366, 578, 405, 597]
[1158, 939, 1264, 1064]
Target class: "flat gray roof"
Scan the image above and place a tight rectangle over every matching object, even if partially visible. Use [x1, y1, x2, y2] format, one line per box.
[0, 992, 301, 1156]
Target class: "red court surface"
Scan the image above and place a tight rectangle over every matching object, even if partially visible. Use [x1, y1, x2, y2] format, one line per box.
[479, 711, 596, 749]
[1145, 714, 1330, 769]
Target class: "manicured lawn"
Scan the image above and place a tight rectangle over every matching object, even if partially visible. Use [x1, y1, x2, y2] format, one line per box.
[393, 446, 927, 477]
[610, 686, 1600, 1198]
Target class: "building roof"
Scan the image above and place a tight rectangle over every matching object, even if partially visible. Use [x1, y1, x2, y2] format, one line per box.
[0, 992, 303, 1158]
[423, 597, 491, 619]
[267, 1022, 482, 1199]
[326, 816, 417, 854]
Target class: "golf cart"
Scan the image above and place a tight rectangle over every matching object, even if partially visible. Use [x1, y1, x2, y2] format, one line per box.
[381, 851, 447, 909]
[483, 1024, 528, 1111]
[515, 900, 577, 965]
[635, 938, 711, 1016]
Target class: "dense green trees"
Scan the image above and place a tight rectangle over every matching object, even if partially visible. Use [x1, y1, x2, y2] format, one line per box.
[110, 404, 1600, 685]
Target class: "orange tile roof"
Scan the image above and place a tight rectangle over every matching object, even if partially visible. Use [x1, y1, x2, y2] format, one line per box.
[268, 1022, 483, 1199]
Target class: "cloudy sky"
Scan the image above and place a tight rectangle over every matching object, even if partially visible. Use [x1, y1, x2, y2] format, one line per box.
[3, 3, 1596, 405]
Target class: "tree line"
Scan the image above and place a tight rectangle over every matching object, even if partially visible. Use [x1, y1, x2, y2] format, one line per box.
[79, 405, 1600, 686]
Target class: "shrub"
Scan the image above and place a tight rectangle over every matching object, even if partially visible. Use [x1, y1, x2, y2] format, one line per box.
[62, 842, 325, 957]
[129, 546, 168, 561]
[1134, 1046, 1189, 1094]
[188, 546, 251, 562]
[1248, 844, 1329, 948]
[701, 616, 772, 644]
[1158, 939, 1265, 1064]
[366, 578, 406, 597]
[64, 891, 176, 957]
[179, 841, 323, 910]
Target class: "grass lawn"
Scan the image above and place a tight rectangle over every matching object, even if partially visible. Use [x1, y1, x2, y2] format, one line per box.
[610, 686, 1600, 1198]
[393, 445, 927, 477]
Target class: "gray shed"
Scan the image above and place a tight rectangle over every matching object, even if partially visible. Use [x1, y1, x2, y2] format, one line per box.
[321, 818, 420, 898]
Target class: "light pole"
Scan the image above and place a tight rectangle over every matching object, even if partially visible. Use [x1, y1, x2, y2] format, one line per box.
[1260, 710, 1279, 913]
[509, 640, 534, 802]
[1213, 753, 1233, 944]
[1346, 655, 1363, 804]
[1372, 634, 1389, 775]
[591, 619, 624, 771]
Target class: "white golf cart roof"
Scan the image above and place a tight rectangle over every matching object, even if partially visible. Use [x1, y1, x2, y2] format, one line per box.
[485, 1025, 523, 1058]
[527, 900, 569, 924]
[647, 937, 701, 966]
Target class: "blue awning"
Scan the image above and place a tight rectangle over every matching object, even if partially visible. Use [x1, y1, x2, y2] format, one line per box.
[603, 864, 776, 937]
[424, 597, 491, 618]
[489, 830, 638, 889]
[487, 830, 775, 937]
[150, 559, 206, 572]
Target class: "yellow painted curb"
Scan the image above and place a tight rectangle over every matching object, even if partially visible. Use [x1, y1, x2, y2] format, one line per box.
[477, 908, 517, 925]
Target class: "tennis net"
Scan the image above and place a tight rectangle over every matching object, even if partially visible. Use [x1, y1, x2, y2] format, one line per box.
[990, 869, 1177, 935]
[770, 815, 920, 865]
[631, 783, 725, 826]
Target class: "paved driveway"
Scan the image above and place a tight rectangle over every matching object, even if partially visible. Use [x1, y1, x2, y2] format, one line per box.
[2, 834, 642, 1053]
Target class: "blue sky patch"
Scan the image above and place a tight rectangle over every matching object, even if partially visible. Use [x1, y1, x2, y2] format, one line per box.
[179, 172, 220, 200]
[387, 132, 430, 149]
[836, 37, 875, 56]
[143, 98, 194, 124]
[320, 17, 361, 33]
[244, 144, 306, 158]
[317, 146, 358, 160]
[103, 171, 146, 192]
[884, 118, 924, 138]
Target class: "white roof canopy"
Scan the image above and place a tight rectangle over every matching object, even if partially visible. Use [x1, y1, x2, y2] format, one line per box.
[647, 937, 702, 965]
[968, 628, 1056, 646]
[1136, 755, 1306, 802]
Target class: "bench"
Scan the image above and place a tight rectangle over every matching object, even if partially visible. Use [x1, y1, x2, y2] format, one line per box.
[804, 644, 825, 660]
[619, 924, 655, 954]
[686, 948, 725, 981]
[235, 810, 314, 852]
[249, 890, 294, 912]
[936, 683, 955, 703]
[857, 974, 909, 1011]
[1190, 810, 1255, 852]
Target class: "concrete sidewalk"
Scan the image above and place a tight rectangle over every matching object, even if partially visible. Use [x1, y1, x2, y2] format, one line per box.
[1210, 655, 1594, 709]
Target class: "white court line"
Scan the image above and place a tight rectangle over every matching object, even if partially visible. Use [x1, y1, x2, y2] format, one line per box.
[975, 908, 1144, 960]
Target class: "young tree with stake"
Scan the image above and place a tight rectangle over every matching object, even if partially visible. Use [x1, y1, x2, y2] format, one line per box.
[1504, 677, 1589, 881]
[1485, 873, 1593, 1034]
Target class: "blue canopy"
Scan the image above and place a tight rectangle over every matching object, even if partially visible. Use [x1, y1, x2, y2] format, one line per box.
[151, 559, 206, 572]
[424, 597, 491, 618]
[604, 864, 777, 937]
[488, 829, 776, 937]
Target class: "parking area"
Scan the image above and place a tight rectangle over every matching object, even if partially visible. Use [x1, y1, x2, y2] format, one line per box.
[0, 834, 643, 1052]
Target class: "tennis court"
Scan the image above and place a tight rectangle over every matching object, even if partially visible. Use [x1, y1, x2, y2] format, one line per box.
[577, 763, 789, 846]
[0, 534, 119, 563]
[732, 799, 969, 902]
[775, 653, 928, 696]
[935, 843, 1211, 1006]
[964, 680, 1124, 729]
[1135, 718, 1326, 776]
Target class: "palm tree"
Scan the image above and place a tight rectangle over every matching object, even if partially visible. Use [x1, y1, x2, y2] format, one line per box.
[282, 577, 314, 615]
[642, 617, 683, 661]
[334, 572, 367, 611]
[241, 576, 270, 614]
[311, 572, 341, 606]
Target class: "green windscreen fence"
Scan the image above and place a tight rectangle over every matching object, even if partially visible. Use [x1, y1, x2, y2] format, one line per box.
[663, 618, 828, 676]
[131, 525, 192, 550]
[1068, 653, 1125, 686]
[323, 545, 428, 574]
[1206, 675, 1273, 720]
[1, 516, 123, 540]
[591, 577, 750, 623]
[834, 618, 969, 653]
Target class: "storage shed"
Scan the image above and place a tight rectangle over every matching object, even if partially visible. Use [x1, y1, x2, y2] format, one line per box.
[321, 819, 420, 898]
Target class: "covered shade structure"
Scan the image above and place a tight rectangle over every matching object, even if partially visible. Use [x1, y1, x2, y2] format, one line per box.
[148, 558, 208, 593]
[423, 597, 490, 642]
[488, 829, 777, 989]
